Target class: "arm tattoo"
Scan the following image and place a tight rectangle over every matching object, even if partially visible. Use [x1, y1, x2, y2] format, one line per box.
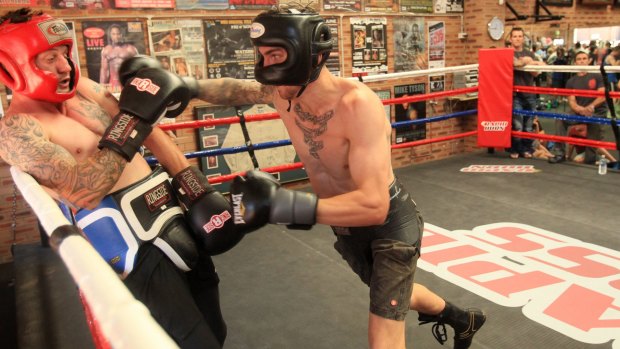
[199, 78, 275, 106]
[293, 104, 334, 159]
[0, 114, 125, 207]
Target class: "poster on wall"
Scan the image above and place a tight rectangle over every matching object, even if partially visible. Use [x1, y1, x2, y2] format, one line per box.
[203, 19, 254, 79]
[400, 0, 433, 13]
[52, 0, 113, 9]
[428, 21, 445, 69]
[394, 83, 426, 144]
[195, 104, 307, 193]
[364, 0, 397, 12]
[324, 17, 342, 77]
[149, 20, 206, 80]
[82, 20, 146, 94]
[393, 17, 425, 73]
[429, 75, 445, 93]
[114, 0, 174, 8]
[323, 0, 362, 11]
[228, 0, 276, 10]
[350, 17, 388, 77]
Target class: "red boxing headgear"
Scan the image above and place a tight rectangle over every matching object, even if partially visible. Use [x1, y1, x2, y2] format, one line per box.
[0, 13, 79, 103]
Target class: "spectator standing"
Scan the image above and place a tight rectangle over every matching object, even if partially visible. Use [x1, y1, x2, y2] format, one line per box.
[509, 27, 546, 159]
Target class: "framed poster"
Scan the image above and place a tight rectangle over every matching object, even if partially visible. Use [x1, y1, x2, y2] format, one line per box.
[394, 83, 426, 144]
[195, 105, 307, 193]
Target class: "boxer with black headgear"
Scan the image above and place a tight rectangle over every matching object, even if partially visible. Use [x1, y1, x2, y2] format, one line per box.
[146, 5, 487, 348]
[0, 8, 239, 348]
[250, 7, 332, 110]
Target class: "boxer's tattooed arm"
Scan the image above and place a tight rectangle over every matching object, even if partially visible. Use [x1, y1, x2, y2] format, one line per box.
[196, 78, 275, 106]
[0, 114, 125, 208]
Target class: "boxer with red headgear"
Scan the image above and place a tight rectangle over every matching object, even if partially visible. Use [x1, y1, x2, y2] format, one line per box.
[0, 8, 238, 348]
[176, 5, 487, 348]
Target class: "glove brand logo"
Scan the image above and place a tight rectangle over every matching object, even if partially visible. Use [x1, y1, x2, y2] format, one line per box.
[144, 183, 171, 211]
[130, 78, 161, 95]
[204, 211, 232, 233]
[180, 170, 205, 200]
[107, 114, 138, 144]
[480, 121, 508, 131]
[231, 193, 246, 224]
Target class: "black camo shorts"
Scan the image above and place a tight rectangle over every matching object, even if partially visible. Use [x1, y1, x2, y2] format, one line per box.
[332, 178, 422, 321]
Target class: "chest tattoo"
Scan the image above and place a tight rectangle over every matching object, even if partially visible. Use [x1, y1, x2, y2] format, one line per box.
[293, 104, 334, 159]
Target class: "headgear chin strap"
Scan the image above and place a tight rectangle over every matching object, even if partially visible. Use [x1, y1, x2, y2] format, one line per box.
[0, 13, 79, 103]
[250, 11, 332, 92]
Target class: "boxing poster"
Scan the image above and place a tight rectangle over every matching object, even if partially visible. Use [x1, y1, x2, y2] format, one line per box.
[428, 21, 445, 69]
[149, 20, 206, 81]
[393, 17, 426, 73]
[350, 17, 388, 77]
[114, 0, 174, 8]
[323, 0, 361, 11]
[52, 0, 113, 9]
[81, 20, 146, 94]
[176, 0, 228, 9]
[364, 0, 396, 12]
[394, 83, 426, 144]
[195, 105, 307, 193]
[400, 0, 432, 13]
[228, 0, 276, 10]
[203, 20, 254, 80]
[435, 0, 463, 12]
[324, 17, 342, 77]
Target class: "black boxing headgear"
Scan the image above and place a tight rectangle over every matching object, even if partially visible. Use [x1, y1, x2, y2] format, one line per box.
[250, 11, 332, 87]
[0, 12, 79, 103]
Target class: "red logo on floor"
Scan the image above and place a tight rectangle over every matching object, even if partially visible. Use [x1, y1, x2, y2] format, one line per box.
[460, 165, 539, 173]
[419, 222, 620, 347]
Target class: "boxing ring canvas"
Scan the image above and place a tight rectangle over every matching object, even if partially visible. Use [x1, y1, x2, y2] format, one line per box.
[212, 153, 620, 349]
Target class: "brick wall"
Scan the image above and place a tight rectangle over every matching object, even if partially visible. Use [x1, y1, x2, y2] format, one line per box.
[0, 1, 618, 262]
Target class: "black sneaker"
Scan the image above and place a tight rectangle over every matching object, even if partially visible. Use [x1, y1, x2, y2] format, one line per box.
[419, 304, 486, 349]
[453, 308, 486, 349]
[548, 155, 565, 164]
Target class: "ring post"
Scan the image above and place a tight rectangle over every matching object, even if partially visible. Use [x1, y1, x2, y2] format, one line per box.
[477, 48, 513, 148]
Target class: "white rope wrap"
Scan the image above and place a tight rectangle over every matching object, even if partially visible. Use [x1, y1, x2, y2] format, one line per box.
[10, 166, 179, 349]
[517, 64, 620, 73]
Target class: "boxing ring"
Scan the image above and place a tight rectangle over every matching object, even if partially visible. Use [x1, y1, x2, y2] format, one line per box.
[10, 48, 620, 349]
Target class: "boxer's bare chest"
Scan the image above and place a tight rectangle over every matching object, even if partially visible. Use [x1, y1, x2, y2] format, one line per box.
[279, 102, 353, 194]
[43, 97, 110, 160]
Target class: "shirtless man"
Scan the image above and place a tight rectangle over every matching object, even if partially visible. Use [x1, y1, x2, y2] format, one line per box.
[174, 7, 486, 349]
[99, 24, 138, 93]
[0, 9, 240, 348]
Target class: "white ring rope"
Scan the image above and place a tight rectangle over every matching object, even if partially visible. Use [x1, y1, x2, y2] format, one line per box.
[346, 64, 480, 82]
[10, 166, 179, 349]
[517, 64, 620, 73]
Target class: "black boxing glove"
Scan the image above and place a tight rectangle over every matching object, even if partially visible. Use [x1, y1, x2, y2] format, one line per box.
[119, 55, 163, 87]
[172, 166, 244, 256]
[230, 170, 318, 232]
[99, 68, 192, 161]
